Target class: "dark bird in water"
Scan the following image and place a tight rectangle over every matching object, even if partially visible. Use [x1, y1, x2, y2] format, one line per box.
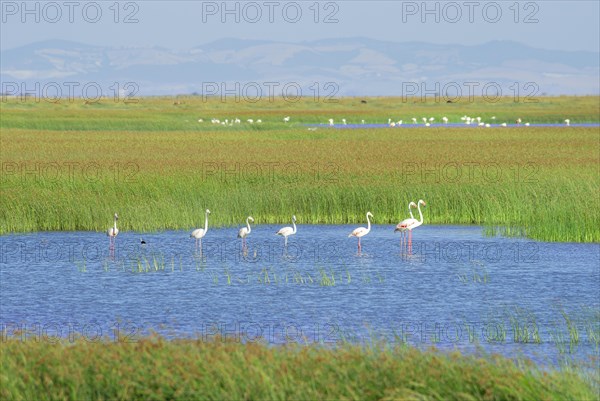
[141, 238, 146, 245]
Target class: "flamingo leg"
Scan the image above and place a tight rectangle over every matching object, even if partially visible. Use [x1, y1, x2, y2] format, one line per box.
[109, 236, 116, 257]
[408, 230, 412, 254]
[400, 232, 405, 254]
[284, 236, 288, 247]
[400, 232, 403, 253]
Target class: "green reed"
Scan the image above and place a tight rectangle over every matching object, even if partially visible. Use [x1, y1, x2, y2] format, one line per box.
[2, 335, 598, 401]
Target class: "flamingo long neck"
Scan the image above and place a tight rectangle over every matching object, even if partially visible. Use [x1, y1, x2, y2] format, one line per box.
[113, 217, 117, 230]
[409, 204, 414, 220]
[292, 220, 297, 234]
[417, 203, 424, 224]
[204, 212, 209, 232]
[366, 214, 371, 232]
[246, 218, 251, 234]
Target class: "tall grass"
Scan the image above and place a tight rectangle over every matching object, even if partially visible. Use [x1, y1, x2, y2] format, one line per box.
[1, 336, 598, 400]
[1, 96, 598, 242]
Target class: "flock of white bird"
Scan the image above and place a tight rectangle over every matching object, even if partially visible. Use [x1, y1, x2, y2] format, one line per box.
[327, 116, 573, 128]
[107, 200, 427, 253]
[196, 115, 572, 128]
[198, 116, 292, 126]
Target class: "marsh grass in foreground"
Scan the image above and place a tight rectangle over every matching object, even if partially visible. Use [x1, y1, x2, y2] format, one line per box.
[1, 336, 598, 401]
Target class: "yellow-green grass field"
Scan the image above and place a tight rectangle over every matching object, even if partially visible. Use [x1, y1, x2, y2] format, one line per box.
[1, 96, 598, 242]
[1, 336, 598, 401]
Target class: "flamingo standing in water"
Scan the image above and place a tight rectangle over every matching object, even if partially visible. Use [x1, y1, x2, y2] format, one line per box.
[238, 216, 254, 248]
[276, 215, 297, 247]
[348, 212, 373, 253]
[395, 200, 426, 253]
[191, 209, 211, 251]
[107, 213, 119, 250]
[395, 202, 416, 252]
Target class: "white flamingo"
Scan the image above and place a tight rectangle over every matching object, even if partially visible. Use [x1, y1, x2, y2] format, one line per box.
[564, 119, 570, 126]
[107, 213, 119, 249]
[395, 200, 426, 253]
[238, 216, 254, 247]
[276, 215, 297, 247]
[348, 212, 373, 252]
[394, 202, 415, 252]
[191, 209, 211, 250]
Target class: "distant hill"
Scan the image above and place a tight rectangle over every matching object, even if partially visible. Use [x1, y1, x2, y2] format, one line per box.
[1, 38, 598, 97]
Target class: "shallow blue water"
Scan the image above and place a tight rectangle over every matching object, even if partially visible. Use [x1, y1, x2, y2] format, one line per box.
[1, 225, 599, 366]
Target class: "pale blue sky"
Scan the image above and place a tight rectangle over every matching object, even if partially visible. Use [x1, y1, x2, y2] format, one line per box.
[1, 1, 599, 52]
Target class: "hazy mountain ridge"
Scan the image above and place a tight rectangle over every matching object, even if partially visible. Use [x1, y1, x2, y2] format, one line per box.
[1, 38, 598, 96]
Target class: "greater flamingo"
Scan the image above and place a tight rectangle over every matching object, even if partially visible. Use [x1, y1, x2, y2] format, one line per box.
[107, 213, 119, 249]
[238, 216, 254, 248]
[395, 200, 426, 253]
[395, 202, 415, 252]
[191, 209, 211, 250]
[276, 215, 296, 246]
[348, 212, 373, 252]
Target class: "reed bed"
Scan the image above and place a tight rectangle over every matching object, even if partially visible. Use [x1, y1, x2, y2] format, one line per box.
[1, 335, 598, 401]
[1, 96, 598, 242]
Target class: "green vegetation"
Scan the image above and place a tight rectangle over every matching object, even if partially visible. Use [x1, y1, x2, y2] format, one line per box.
[2, 336, 598, 401]
[76, 252, 376, 286]
[1, 96, 599, 242]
